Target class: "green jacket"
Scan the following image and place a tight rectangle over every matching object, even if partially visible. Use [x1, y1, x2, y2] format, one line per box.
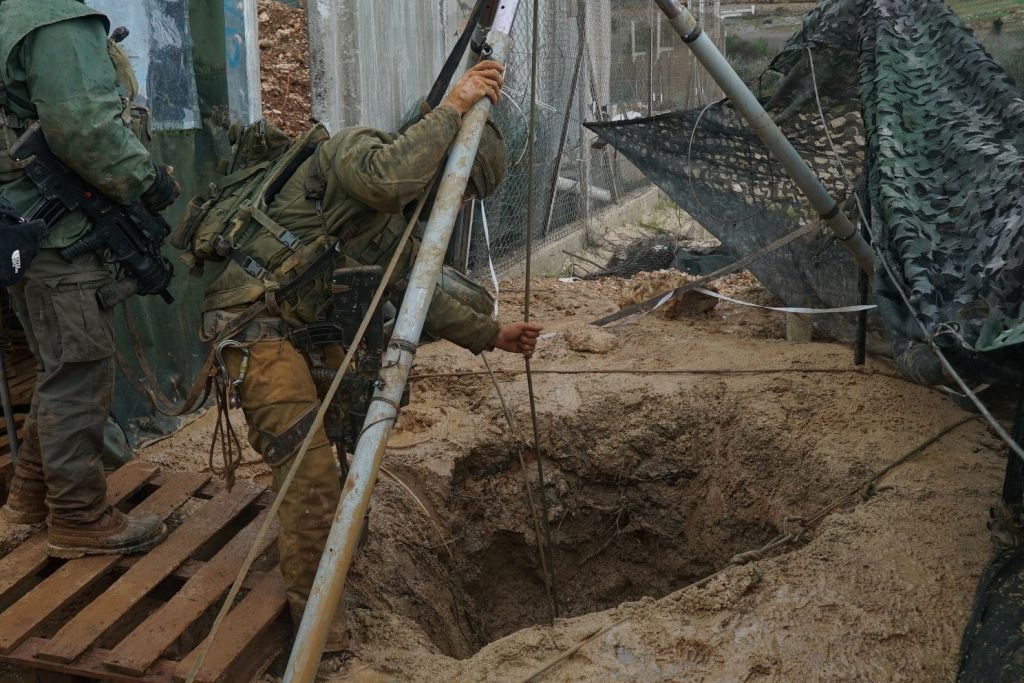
[204, 106, 501, 354]
[0, 0, 155, 249]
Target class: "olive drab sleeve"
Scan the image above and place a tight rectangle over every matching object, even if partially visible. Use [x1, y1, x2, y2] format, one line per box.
[423, 288, 500, 355]
[380, 231, 499, 354]
[325, 105, 462, 214]
[20, 17, 155, 204]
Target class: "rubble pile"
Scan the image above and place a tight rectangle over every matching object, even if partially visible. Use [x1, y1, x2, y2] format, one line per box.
[258, 0, 312, 137]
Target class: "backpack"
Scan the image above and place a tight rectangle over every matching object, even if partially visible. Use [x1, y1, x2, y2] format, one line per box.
[171, 120, 331, 291]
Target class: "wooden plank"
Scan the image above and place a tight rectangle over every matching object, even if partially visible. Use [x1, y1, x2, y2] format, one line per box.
[105, 507, 279, 676]
[36, 481, 261, 665]
[0, 463, 160, 605]
[116, 558, 265, 592]
[0, 470, 207, 655]
[0, 453, 11, 479]
[173, 571, 288, 683]
[4, 638, 175, 683]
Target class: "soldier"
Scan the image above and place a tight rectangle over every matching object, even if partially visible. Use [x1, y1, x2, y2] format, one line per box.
[182, 60, 539, 648]
[0, 0, 179, 556]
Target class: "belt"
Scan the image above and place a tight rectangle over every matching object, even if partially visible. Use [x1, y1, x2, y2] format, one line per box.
[201, 309, 289, 343]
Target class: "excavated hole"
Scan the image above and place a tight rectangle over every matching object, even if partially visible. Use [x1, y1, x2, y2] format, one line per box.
[446, 445, 779, 647]
[353, 385, 858, 658]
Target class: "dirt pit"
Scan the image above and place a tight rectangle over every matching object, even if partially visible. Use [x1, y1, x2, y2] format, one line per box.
[309, 272, 1005, 682]
[434, 390, 808, 652]
[1, 262, 1002, 682]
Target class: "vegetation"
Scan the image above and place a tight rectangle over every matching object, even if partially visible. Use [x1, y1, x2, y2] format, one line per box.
[945, 0, 1024, 87]
[724, 34, 778, 85]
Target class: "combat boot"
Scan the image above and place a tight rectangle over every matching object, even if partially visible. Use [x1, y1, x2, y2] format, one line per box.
[1, 474, 48, 525]
[46, 507, 168, 559]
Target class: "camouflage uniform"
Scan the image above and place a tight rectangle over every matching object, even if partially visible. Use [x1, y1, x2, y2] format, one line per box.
[0, 0, 168, 549]
[202, 106, 503, 634]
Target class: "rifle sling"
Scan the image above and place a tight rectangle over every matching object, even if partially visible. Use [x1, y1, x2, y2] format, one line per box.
[425, 0, 489, 109]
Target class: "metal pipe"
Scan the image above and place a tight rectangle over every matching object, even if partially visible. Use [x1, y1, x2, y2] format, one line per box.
[0, 351, 18, 461]
[282, 3, 523, 680]
[654, 0, 874, 275]
[556, 177, 613, 203]
[542, 0, 587, 238]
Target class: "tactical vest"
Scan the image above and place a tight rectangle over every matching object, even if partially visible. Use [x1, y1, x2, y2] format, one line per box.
[172, 120, 335, 325]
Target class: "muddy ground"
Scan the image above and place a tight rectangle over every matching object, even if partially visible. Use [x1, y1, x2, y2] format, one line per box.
[110, 254, 1005, 682]
[0, 248, 1008, 681]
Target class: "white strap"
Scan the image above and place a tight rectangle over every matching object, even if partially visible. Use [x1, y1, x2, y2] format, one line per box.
[479, 199, 500, 318]
[693, 287, 877, 315]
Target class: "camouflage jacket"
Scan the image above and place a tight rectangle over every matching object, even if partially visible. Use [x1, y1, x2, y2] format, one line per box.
[204, 107, 501, 354]
[0, 0, 155, 249]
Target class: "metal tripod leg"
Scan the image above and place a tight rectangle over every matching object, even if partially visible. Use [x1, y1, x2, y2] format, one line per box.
[0, 342, 18, 462]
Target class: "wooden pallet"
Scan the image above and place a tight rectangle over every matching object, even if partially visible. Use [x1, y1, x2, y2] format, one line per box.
[0, 462, 288, 683]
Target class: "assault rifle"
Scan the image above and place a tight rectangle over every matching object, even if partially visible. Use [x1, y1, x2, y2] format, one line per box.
[9, 122, 174, 307]
[289, 266, 391, 453]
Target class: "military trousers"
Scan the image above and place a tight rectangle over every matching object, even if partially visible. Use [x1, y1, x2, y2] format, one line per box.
[8, 249, 113, 524]
[218, 334, 343, 623]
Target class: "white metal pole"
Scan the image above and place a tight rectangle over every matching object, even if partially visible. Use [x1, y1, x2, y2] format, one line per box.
[281, 2, 523, 680]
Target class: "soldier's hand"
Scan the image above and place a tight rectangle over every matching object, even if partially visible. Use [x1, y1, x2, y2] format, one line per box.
[141, 164, 181, 214]
[443, 60, 505, 116]
[491, 322, 543, 358]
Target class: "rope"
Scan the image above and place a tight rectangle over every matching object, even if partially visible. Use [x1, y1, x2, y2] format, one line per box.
[407, 366, 911, 382]
[524, 0, 560, 622]
[207, 377, 247, 490]
[686, 99, 773, 225]
[518, 413, 981, 682]
[184, 175, 439, 683]
[806, 47, 1024, 463]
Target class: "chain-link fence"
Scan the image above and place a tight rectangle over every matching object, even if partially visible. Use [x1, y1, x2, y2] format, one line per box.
[462, 0, 726, 278]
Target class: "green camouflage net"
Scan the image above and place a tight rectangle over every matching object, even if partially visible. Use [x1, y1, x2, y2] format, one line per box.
[587, 0, 1024, 370]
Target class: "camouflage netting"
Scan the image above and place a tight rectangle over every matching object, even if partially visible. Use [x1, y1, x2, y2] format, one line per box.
[586, 0, 1024, 372]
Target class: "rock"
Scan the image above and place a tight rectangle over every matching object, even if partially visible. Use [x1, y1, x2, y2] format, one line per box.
[664, 288, 719, 318]
[564, 326, 620, 354]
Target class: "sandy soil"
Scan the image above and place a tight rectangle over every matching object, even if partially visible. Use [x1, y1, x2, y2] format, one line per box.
[30, 262, 995, 683]
[294, 277, 1003, 683]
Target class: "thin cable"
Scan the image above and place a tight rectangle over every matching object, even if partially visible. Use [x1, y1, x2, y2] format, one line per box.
[524, 0, 560, 621]
[184, 177, 438, 683]
[408, 366, 910, 382]
[806, 47, 1024, 462]
[481, 353, 555, 602]
[686, 100, 771, 225]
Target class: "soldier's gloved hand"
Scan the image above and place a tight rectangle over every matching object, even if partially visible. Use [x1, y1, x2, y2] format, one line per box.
[442, 60, 505, 116]
[140, 164, 181, 214]
[490, 322, 543, 358]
